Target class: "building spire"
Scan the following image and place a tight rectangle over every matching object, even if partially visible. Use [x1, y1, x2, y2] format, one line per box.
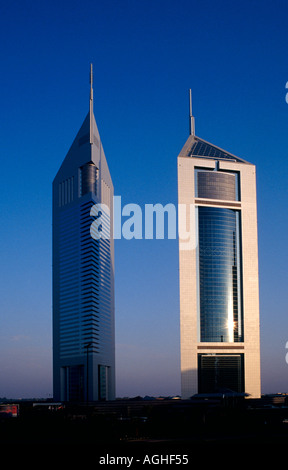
[189, 89, 195, 136]
[90, 63, 93, 101]
[90, 63, 94, 144]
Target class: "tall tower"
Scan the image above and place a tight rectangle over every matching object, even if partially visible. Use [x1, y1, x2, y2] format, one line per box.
[52, 66, 115, 402]
[178, 91, 261, 399]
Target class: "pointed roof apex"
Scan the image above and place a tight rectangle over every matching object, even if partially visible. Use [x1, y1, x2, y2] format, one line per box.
[189, 89, 195, 136]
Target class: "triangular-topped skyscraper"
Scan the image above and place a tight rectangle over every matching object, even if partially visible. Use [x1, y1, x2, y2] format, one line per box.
[178, 90, 261, 399]
[52, 66, 115, 402]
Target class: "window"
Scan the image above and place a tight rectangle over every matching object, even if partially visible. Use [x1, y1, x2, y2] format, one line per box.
[98, 365, 109, 401]
[195, 169, 240, 201]
[198, 207, 243, 342]
[80, 162, 98, 196]
[198, 354, 244, 393]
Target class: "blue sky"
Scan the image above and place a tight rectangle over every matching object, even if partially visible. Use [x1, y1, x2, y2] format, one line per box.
[0, 0, 287, 398]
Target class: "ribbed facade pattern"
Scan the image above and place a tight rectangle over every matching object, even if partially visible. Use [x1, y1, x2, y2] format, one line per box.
[58, 206, 81, 358]
[80, 201, 113, 356]
[53, 89, 115, 402]
[55, 186, 114, 400]
[198, 354, 244, 393]
[196, 170, 237, 201]
[57, 201, 113, 350]
[80, 162, 98, 196]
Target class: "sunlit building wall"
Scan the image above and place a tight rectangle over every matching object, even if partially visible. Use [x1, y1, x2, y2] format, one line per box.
[178, 93, 261, 398]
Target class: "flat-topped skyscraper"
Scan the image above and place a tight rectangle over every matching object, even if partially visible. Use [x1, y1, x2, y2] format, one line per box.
[52, 66, 115, 402]
[178, 91, 261, 399]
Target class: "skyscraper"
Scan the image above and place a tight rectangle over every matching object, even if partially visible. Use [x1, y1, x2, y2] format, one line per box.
[52, 66, 115, 402]
[178, 91, 261, 399]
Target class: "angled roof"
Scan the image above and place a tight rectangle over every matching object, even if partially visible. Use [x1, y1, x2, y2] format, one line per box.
[53, 65, 113, 189]
[178, 89, 250, 164]
[178, 134, 249, 164]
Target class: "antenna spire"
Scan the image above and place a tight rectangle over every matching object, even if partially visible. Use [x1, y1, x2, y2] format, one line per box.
[90, 63, 93, 101]
[189, 89, 195, 136]
[90, 63, 94, 144]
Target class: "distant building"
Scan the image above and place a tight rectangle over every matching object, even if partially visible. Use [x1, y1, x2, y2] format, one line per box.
[52, 66, 115, 402]
[178, 91, 261, 399]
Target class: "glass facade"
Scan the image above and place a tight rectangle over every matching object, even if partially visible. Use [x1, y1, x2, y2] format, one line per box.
[196, 170, 238, 201]
[80, 162, 98, 196]
[198, 354, 244, 393]
[198, 206, 243, 342]
[56, 185, 113, 401]
[98, 365, 109, 401]
[62, 365, 84, 402]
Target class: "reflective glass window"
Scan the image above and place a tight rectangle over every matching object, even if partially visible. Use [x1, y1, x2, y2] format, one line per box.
[195, 170, 240, 201]
[198, 207, 243, 342]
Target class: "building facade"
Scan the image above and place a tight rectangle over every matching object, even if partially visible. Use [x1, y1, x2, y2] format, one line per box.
[52, 67, 115, 402]
[178, 91, 261, 399]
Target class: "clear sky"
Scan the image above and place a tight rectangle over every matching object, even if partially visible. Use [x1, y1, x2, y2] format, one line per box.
[0, 0, 287, 399]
